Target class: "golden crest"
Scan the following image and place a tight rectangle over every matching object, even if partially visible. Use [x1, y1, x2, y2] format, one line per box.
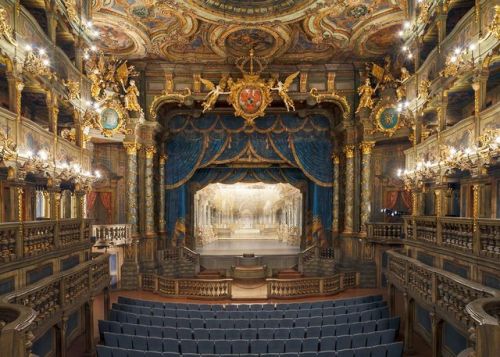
[228, 74, 273, 125]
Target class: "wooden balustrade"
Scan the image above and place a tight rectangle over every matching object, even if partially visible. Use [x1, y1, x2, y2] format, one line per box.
[466, 297, 500, 357]
[92, 224, 132, 245]
[0, 253, 109, 337]
[0, 219, 91, 267]
[366, 222, 403, 241]
[140, 274, 232, 299]
[404, 216, 500, 261]
[267, 272, 360, 299]
[387, 250, 499, 333]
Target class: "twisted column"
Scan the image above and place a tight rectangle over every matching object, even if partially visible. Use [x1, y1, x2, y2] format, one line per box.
[332, 153, 340, 235]
[158, 154, 167, 234]
[144, 145, 157, 235]
[343, 145, 355, 233]
[123, 142, 140, 235]
[359, 141, 375, 235]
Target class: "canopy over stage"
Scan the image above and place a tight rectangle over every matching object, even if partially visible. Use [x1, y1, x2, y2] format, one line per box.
[164, 113, 335, 253]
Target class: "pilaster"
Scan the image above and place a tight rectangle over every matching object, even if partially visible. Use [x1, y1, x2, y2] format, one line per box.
[332, 153, 340, 236]
[123, 142, 140, 236]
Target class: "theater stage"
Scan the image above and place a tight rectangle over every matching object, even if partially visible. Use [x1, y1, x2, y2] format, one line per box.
[196, 238, 300, 256]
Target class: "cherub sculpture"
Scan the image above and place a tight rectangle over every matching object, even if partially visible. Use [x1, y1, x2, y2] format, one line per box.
[200, 75, 230, 113]
[271, 71, 300, 112]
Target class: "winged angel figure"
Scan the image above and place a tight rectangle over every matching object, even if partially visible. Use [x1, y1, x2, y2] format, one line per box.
[200, 75, 231, 113]
[271, 71, 300, 112]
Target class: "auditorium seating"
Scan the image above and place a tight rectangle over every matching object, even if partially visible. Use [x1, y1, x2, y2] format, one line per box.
[97, 295, 403, 357]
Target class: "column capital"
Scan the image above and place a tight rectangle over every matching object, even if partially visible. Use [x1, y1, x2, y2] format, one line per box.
[359, 141, 375, 155]
[123, 142, 141, 155]
[332, 153, 340, 164]
[159, 154, 168, 165]
[343, 145, 355, 158]
[144, 145, 157, 159]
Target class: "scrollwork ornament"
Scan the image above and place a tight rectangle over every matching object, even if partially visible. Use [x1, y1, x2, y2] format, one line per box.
[0, 7, 16, 45]
[490, 6, 500, 39]
[144, 146, 157, 159]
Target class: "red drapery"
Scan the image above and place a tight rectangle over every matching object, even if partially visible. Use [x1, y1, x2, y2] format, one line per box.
[99, 192, 113, 224]
[385, 191, 399, 210]
[401, 190, 413, 212]
[86, 191, 98, 215]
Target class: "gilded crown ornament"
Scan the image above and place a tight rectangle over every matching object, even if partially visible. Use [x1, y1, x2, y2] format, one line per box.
[200, 49, 300, 126]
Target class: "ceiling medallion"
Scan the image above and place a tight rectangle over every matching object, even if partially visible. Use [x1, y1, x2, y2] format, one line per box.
[200, 50, 299, 126]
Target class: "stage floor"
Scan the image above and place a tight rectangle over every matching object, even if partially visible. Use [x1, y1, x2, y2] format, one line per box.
[196, 239, 300, 256]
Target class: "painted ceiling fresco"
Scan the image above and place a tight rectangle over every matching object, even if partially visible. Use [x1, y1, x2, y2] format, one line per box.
[91, 0, 406, 63]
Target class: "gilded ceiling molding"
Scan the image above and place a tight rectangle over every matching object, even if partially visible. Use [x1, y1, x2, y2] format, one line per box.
[208, 24, 292, 60]
[93, 14, 149, 58]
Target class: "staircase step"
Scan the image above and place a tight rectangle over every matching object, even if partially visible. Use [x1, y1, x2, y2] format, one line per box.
[276, 268, 303, 279]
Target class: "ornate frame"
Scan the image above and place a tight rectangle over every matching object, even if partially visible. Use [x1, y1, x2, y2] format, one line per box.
[98, 100, 128, 137]
[373, 103, 402, 137]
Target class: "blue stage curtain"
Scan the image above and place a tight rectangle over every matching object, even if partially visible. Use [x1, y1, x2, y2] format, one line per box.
[291, 132, 333, 186]
[165, 131, 205, 188]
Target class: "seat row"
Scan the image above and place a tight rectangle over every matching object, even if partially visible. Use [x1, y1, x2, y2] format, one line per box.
[108, 307, 390, 328]
[98, 342, 403, 357]
[99, 318, 400, 341]
[102, 331, 396, 354]
[117, 295, 383, 311]
[112, 301, 386, 319]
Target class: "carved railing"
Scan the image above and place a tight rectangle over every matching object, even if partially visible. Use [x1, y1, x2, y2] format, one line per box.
[298, 244, 335, 273]
[267, 271, 360, 299]
[0, 219, 92, 269]
[0, 303, 37, 357]
[140, 274, 232, 299]
[158, 246, 200, 275]
[366, 222, 403, 242]
[92, 224, 132, 246]
[466, 297, 500, 357]
[0, 253, 109, 342]
[387, 250, 499, 334]
[404, 216, 500, 261]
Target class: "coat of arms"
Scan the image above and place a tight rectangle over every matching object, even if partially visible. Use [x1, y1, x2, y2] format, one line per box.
[200, 49, 299, 126]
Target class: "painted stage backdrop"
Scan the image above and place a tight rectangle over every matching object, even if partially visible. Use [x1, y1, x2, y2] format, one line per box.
[164, 113, 334, 248]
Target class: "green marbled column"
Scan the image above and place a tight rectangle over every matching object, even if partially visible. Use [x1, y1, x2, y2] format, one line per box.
[332, 154, 340, 234]
[124, 143, 139, 235]
[360, 142, 375, 234]
[144, 146, 156, 235]
[343, 145, 355, 233]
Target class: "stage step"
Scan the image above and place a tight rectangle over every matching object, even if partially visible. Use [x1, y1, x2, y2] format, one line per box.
[276, 268, 303, 279]
[197, 269, 223, 279]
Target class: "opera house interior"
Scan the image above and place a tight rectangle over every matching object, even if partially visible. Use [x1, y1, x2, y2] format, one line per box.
[0, 0, 499, 357]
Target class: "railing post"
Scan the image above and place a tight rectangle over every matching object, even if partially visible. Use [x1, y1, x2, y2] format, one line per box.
[54, 220, 60, 248]
[403, 291, 415, 353]
[154, 275, 159, 293]
[473, 219, 481, 257]
[436, 217, 443, 246]
[267, 280, 271, 299]
[339, 273, 344, 290]
[175, 280, 179, 296]
[15, 223, 23, 260]
[319, 278, 324, 294]
[430, 312, 442, 357]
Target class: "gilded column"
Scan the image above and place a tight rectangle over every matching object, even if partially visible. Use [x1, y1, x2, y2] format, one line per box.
[158, 154, 167, 234]
[123, 142, 140, 235]
[359, 141, 375, 235]
[144, 145, 157, 236]
[343, 145, 355, 233]
[332, 153, 340, 235]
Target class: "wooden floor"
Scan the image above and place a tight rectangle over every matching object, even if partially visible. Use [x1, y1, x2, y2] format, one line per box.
[67, 288, 432, 357]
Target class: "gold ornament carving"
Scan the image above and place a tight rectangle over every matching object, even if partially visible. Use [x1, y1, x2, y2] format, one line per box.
[123, 142, 141, 155]
[418, 79, 431, 100]
[490, 6, 500, 39]
[332, 153, 340, 165]
[0, 7, 16, 45]
[360, 141, 375, 155]
[23, 50, 55, 79]
[159, 154, 168, 165]
[145, 146, 157, 159]
[149, 74, 192, 120]
[0, 127, 16, 161]
[62, 79, 80, 100]
[200, 50, 299, 125]
[356, 78, 375, 113]
[344, 145, 355, 159]
[309, 88, 351, 120]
